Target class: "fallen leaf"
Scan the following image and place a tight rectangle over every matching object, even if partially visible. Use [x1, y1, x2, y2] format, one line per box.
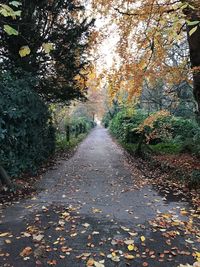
[76, 253, 91, 259]
[0, 232, 10, 237]
[177, 264, 193, 267]
[180, 210, 188, 216]
[4, 239, 11, 244]
[20, 247, 32, 257]
[195, 252, 200, 262]
[42, 43, 53, 53]
[19, 46, 31, 57]
[124, 253, 135, 260]
[33, 234, 44, 242]
[92, 231, 100, 235]
[47, 260, 57, 265]
[107, 253, 120, 262]
[94, 260, 105, 267]
[87, 258, 95, 266]
[92, 208, 102, 213]
[194, 262, 200, 267]
[128, 244, 134, 251]
[82, 223, 90, 228]
[124, 240, 134, 245]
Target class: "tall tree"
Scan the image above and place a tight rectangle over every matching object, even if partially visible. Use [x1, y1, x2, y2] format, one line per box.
[90, 0, 200, 118]
[0, 0, 94, 102]
[184, 1, 200, 119]
[0, 0, 94, 187]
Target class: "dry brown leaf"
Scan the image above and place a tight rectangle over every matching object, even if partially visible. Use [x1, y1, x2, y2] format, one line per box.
[87, 258, 95, 266]
[20, 247, 32, 257]
[124, 253, 135, 260]
[47, 259, 57, 265]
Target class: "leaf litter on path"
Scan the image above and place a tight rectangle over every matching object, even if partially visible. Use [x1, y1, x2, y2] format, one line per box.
[0, 128, 199, 267]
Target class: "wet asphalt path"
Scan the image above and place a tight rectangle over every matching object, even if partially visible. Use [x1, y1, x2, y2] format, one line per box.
[0, 126, 199, 267]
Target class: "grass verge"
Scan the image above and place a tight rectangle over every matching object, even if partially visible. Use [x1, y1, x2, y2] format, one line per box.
[56, 133, 88, 152]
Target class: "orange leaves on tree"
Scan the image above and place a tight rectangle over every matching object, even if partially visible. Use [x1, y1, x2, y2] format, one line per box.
[87, 0, 197, 107]
[137, 110, 171, 143]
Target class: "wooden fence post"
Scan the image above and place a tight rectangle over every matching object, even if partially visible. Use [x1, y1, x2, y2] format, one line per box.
[75, 125, 79, 138]
[65, 125, 70, 142]
[79, 123, 83, 134]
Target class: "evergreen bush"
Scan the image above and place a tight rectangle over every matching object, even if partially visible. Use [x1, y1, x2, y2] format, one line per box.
[0, 73, 55, 177]
[109, 109, 147, 143]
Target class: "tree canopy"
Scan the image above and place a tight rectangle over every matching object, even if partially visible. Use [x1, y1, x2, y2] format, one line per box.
[87, 0, 200, 119]
[0, 0, 94, 103]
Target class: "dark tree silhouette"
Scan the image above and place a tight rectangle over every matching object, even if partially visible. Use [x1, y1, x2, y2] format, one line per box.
[0, 0, 94, 102]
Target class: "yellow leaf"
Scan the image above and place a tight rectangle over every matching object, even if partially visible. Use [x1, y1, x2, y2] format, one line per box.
[124, 253, 135, 260]
[19, 46, 31, 57]
[4, 25, 18, 35]
[180, 210, 188, 216]
[92, 208, 102, 213]
[195, 252, 200, 262]
[189, 26, 198, 36]
[0, 4, 19, 19]
[141, 236, 146, 242]
[128, 244, 134, 251]
[196, 252, 200, 258]
[42, 42, 53, 53]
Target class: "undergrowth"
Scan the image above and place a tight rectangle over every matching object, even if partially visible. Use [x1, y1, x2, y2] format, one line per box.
[56, 133, 88, 152]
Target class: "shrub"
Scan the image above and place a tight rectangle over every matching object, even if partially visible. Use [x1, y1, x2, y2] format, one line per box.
[56, 116, 95, 148]
[0, 73, 55, 177]
[67, 117, 95, 135]
[109, 107, 200, 158]
[169, 117, 200, 157]
[109, 109, 148, 143]
[150, 142, 183, 154]
[189, 170, 200, 187]
[137, 110, 172, 144]
[102, 112, 112, 128]
[170, 117, 199, 141]
[56, 133, 87, 151]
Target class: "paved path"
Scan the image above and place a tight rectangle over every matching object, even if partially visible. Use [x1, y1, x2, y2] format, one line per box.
[0, 126, 199, 267]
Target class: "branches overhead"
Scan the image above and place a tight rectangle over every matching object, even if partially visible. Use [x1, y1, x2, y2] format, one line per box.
[89, 0, 200, 114]
[0, 0, 94, 103]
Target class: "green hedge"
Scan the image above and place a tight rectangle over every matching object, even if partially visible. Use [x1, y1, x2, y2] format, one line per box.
[170, 117, 199, 141]
[107, 108, 200, 157]
[70, 117, 96, 133]
[109, 109, 147, 143]
[0, 73, 55, 177]
[170, 117, 200, 156]
[56, 116, 95, 150]
[102, 112, 112, 128]
[106, 108, 200, 186]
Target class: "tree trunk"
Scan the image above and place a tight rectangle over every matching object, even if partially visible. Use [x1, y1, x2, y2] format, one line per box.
[135, 134, 145, 156]
[0, 165, 13, 188]
[188, 25, 200, 120]
[185, 1, 200, 120]
[75, 125, 79, 138]
[65, 125, 70, 142]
